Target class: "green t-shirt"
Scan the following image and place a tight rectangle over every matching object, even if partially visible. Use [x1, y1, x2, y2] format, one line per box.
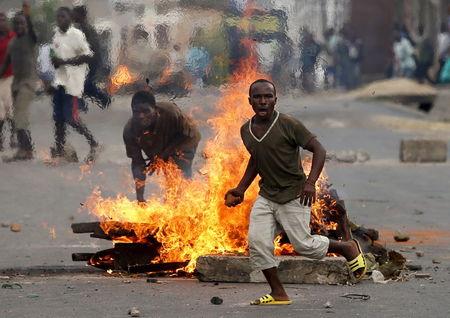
[241, 111, 315, 204]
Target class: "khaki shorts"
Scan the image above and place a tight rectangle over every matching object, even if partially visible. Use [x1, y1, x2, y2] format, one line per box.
[248, 195, 330, 271]
[0, 76, 13, 120]
[12, 82, 35, 130]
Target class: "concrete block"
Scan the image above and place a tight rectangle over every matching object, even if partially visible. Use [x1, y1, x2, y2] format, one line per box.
[196, 255, 350, 285]
[400, 140, 447, 163]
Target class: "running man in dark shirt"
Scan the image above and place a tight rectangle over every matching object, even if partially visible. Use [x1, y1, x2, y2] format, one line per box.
[123, 90, 200, 202]
[72, 5, 111, 109]
[225, 79, 366, 305]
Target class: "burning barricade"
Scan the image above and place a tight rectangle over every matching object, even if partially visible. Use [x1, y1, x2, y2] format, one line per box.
[73, 51, 405, 284]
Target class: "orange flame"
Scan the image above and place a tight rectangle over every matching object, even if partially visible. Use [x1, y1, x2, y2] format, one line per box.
[158, 67, 172, 86]
[109, 65, 137, 94]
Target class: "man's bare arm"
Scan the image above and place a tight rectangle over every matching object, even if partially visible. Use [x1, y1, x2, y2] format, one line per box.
[125, 136, 148, 202]
[225, 157, 258, 207]
[304, 138, 326, 185]
[300, 137, 326, 206]
[131, 156, 147, 202]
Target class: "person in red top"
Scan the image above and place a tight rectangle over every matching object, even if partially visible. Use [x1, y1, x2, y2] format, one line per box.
[0, 12, 17, 151]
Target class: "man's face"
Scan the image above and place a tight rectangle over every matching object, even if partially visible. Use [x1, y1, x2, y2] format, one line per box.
[248, 82, 277, 121]
[12, 15, 27, 36]
[132, 103, 157, 130]
[0, 14, 8, 33]
[56, 9, 71, 30]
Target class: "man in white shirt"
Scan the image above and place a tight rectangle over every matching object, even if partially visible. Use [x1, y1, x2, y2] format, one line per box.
[50, 7, 100, 163]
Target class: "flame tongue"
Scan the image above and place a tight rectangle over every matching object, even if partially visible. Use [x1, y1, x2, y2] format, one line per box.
[109, 65, 137, 94]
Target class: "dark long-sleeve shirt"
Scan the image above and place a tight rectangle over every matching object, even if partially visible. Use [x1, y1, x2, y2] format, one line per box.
[75, 22, 101, 73]
[123, 101, 200, 180]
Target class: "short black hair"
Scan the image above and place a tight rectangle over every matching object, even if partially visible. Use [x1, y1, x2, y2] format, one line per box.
[131, 91, 156, 110]
[249, 79, 276, 96]
[57, 6, 72, 16]
[73, 5, 88, 19]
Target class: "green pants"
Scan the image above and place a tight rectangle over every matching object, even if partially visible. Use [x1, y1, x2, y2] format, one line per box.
[12, 82, 35, 130]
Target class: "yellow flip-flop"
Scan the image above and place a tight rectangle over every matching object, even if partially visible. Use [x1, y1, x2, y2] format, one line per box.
[250, 294, 292, 306]
[347, 239, 367, 281]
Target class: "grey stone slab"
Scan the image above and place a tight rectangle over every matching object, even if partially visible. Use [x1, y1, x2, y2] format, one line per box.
[400, 139, 447, 163]
[196, 255, 350, 285]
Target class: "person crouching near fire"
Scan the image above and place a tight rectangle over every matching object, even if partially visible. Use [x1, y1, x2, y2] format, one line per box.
[123, 90, 200, 203]
[225, 79, 367, 305]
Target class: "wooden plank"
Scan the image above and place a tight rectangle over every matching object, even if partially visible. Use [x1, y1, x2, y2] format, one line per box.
[71, 222, 101, 234]
[72, 253, 94, 262]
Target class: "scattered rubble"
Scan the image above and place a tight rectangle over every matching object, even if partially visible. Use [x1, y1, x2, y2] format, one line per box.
[372, 270, 390, 284]
[146, 278, 159, 283]
[406, 264, 423, 271]
[378, 251, 406, 278]
[334, 150, 357, 163]
[9, 223, 21, 232]
[326, 150, 370, 163]
[415, 251, 424, 257]
[341, 293, 370, 301]
[210, 296, 223, 305]
[432, 259, 441, 264]
[128, 307, 140, 317]
[324, 301, 333, 308]
[393, 232, 410, 242]
[356, 151, 371, 163]
[1, 283, 22, 289]
[414, 273, 432, 279]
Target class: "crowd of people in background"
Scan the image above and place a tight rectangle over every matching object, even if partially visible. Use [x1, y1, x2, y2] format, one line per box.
[0, 1, 449, 163]
[390, 21, 450, 84]
[299, 26, 363, 92]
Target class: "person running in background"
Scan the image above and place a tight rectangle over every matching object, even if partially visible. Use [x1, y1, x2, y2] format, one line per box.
[414, 25, 435, 83]
[50, 7, 101, 163]
[0, 1, 37, 162]
[437, 22, 450, 82]
[0, 12, 17, 151]
[72, 5, 111, 109]
[393, 30, 416, 78]
[322, 28, 337, 89]
[299, 28, 321, 93]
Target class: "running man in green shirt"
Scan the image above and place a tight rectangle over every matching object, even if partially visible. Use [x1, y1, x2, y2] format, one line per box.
[225, 79, 366, 305]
